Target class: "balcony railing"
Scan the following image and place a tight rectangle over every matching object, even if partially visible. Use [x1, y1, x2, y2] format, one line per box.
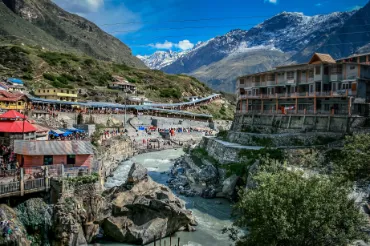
[238, 90, 357, 100]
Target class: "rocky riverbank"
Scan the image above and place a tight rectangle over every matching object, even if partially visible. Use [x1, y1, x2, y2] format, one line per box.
[167, 154, 241, 201]
[0, 163, 196, 245]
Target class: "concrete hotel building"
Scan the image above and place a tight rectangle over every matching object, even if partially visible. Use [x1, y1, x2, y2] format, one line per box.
[236, 53, 370, 116]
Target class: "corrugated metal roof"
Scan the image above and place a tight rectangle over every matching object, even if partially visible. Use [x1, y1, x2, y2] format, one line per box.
[14, 140, 94, 155]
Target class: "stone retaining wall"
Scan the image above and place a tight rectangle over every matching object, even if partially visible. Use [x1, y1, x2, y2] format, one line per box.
[200, 137, 242, 164]
[231, 114, 367, 134]
[227, 131, 344, 147]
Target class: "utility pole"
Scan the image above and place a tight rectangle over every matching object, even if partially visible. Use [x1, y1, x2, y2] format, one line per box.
[124, 92, 127, 128]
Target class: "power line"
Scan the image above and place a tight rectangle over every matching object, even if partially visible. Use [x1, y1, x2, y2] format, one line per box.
[110, 24, 256, 34]
[101, 15, 273, 26]
[127, 39, 370, 48]
[110, 23, 370, 35]
[99, 10, 368, 27]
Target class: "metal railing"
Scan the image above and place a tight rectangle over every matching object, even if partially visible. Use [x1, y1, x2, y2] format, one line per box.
[64, 167, 90, 178]
[0, 169, 18, 177]
[24, 178, 45, 190]
[0, 181, 20, 195]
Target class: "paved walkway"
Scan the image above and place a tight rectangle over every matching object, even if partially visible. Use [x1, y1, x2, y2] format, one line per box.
[204, 137, 264, 150]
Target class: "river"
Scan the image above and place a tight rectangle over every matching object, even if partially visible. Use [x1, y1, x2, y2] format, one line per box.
[104, 149, 233, 246]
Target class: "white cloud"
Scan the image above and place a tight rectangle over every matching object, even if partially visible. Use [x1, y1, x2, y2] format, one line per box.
[149, 41, 174, 50]
[53, 0, 104, 13]
[149, 40, 195, 51]
[177, 40, 195, 50]
[264, 0, 277, 4]
[53, 0, 142, 35]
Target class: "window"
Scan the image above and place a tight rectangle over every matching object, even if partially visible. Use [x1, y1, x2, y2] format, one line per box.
[324, 66, 329, 75]
[240, 79, 245, 85]
[61, 90, 64, 93]
[17, 102, 22, 106]
[43, 90, 45, 93]
[315, 66, 321, 75]
[67, 155, 76, 165]
[331, 65, 342, 74]
[308, 70, 314, 78]
[54, 90, 56, 93]
[287, 71, 294, 80]
[350, 65, 356, 70]
[44, 155, 53, 166]
[342, 83, 351, 90]
[360, 56, 366, 63]
[267, 74, 275, 81]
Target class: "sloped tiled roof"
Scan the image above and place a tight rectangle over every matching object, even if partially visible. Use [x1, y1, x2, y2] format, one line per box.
[309, 53, 336, 64]
[14, 140, 94, 155]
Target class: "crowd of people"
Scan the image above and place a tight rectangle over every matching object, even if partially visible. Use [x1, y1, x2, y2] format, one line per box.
[49, 131, 90, 141]
[0, 145, 16, 172]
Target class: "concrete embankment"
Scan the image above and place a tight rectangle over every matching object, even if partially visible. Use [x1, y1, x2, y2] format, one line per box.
[94, 137, 137, 183]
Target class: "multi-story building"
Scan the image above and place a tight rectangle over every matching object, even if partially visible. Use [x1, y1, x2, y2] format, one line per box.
[0, 91, 29, 110]
[236, 53, 370, 116]
[34, 88, 78, 102]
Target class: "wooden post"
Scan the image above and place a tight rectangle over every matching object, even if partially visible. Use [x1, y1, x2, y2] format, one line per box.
[348, 97, 352, 116]
[261, 100, 264, 114]
[295, 98, 298, 114]
[154, 236, 156, 246]
[20, 168, 24, 196]
[44, 166, 49, 191]
[314, 97, 317, 114]
[178, 237, 180, 246]
[275, 98, 279, 112]
[246, 98, 248, 113]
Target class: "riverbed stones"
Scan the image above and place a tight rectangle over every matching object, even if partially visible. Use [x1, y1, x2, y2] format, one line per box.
[221, 174, 239, 198]
[102, 163, 196, 245]
[0, 204, 30, 246]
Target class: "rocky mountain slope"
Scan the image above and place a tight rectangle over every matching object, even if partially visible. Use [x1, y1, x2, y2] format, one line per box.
[0, 0, 146, 68]
[139, 9, 364, 92]
[0, 45, 213, 103]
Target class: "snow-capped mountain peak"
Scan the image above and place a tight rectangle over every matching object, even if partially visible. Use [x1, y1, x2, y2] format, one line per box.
[137, 50, 188, 70]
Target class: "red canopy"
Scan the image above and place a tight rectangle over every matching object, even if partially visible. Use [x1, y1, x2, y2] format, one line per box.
[0, 121, 36, 133]
[0, 110, 27, 119]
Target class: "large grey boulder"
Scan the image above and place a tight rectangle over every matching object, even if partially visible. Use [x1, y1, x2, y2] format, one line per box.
[199, 164, 218, 185]
[103, 163, 196, 245]
[221, 174, 239, 198]
[128, 162, 148, 182]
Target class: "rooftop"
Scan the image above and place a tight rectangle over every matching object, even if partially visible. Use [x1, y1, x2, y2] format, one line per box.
[14, 140, 94, 155]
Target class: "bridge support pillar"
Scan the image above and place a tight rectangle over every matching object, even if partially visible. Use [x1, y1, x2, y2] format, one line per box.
[45, 167, 50, 191]
[20, 168, 24, 196]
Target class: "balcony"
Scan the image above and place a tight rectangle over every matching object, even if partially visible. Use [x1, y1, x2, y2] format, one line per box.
[286, 79, 296, 85]
[266, 80, 275, 86]
[330, 74, 343, 81]
[56, 93, 77, 98]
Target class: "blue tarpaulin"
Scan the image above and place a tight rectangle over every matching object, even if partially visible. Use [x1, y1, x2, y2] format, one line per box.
[8, 78, 24, 84]
[67, 127, 85, 133]
[138, 126, 145, 131]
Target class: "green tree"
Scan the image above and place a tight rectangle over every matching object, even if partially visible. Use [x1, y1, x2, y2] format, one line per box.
[231, 169, 368, 246]
[334, 134, 370, 181]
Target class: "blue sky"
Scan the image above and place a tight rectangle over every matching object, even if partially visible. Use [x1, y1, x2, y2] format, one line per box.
[53, 0, 368, 56]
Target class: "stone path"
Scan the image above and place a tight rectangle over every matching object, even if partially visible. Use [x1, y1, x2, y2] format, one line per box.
[204, 137, 264, 150]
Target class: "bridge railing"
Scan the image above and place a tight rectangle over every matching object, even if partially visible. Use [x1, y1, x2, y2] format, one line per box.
[0, 181, 20, 195]
[24, 178, 45, 191]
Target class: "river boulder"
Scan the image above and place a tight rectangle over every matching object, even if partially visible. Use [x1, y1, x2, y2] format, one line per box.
[102, 163, 196, 245]
[0, 204, 30, 245]
[221, 174, 239, 198]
